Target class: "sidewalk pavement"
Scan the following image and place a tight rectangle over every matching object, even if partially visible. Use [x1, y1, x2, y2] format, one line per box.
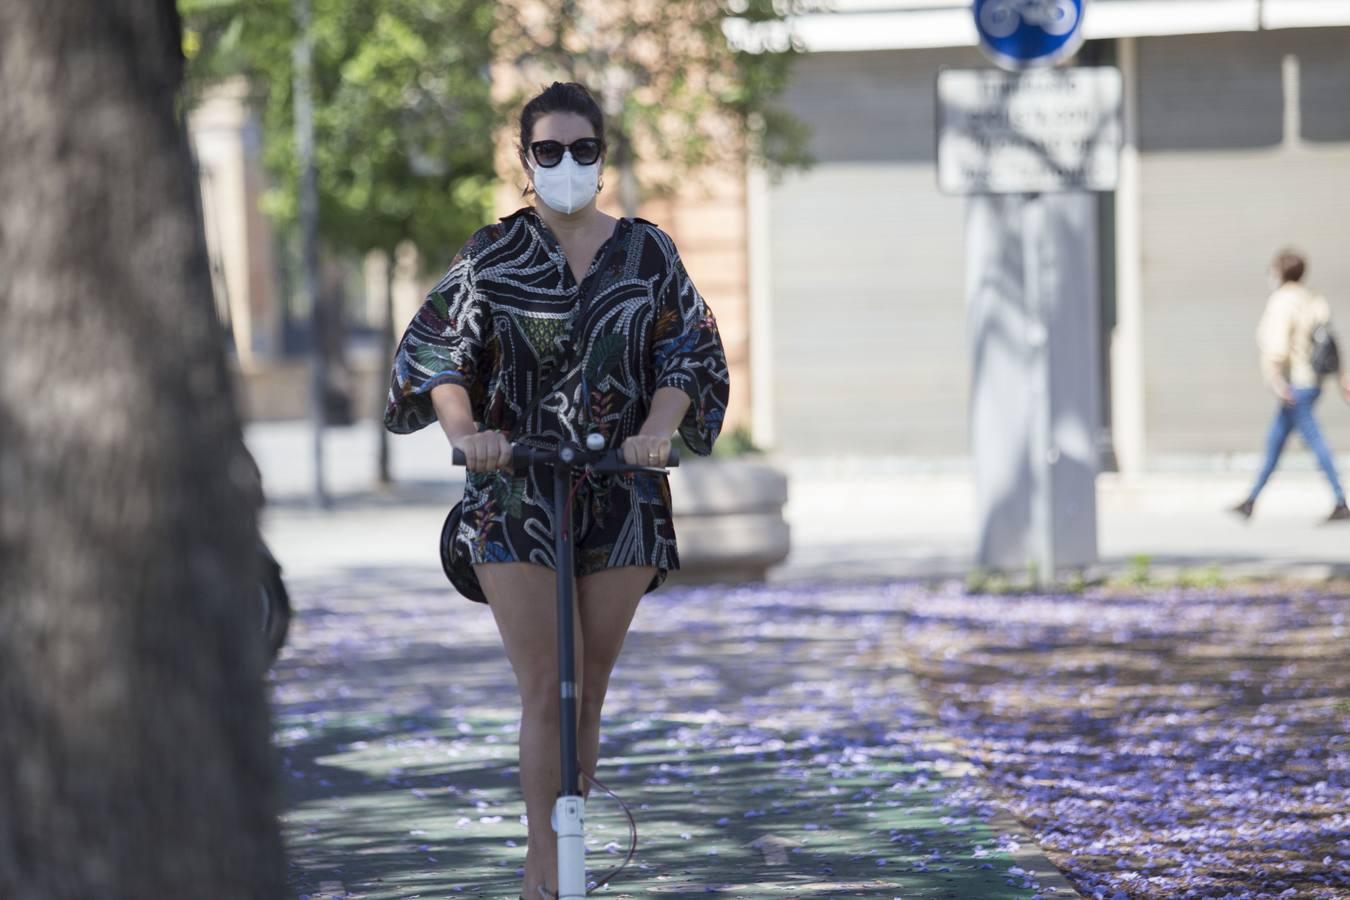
[250, 420, 1350, 585]
[778, 464, 1350, 585]
[273, 572, 1078, 898]
[249, 419, 1345, 898]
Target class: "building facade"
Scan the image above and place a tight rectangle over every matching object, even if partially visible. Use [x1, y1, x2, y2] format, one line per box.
[191, 2, 1350, 465]
[750, 0, 1350, 470]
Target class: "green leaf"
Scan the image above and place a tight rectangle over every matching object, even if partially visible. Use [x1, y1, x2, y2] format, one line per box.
[414, 343, 454, 373]
[586, 333, 625, 382]
[503, 477, 526, 519]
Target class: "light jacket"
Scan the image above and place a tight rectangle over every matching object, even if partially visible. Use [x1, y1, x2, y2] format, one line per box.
[1257, 281, 1334, 392]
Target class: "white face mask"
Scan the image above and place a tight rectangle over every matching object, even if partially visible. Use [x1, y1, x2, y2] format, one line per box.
[530, 151, 599, 215]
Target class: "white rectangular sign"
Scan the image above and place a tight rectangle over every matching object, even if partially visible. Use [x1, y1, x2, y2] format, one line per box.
[937, 66, 1124, 195]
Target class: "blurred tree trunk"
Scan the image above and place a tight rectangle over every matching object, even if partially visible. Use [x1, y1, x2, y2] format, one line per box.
[611, 129, 641, 219]
[292, 0, 330, 505]
[0, 2, 285, 899]
[377, 247, 397, 485]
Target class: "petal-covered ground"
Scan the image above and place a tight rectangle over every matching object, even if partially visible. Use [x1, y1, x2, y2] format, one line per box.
[896, 583, 1350, 900]
[270, 571, 1075, 898]
[271, 573, 1348, 899]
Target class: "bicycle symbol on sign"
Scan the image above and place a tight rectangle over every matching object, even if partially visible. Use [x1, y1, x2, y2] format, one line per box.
[979, 0, 1079, 38]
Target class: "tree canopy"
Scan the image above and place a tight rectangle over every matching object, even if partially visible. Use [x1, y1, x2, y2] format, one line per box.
[183, 0, 498, 263]
[183, 0, 811, 248]
[496, 0, 813, 209]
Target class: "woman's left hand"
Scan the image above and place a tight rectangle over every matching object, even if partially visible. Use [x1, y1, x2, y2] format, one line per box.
[621, 433, 673, 468]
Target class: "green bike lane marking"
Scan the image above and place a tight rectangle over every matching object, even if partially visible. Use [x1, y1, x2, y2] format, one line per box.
[279, 711, 1063, 899]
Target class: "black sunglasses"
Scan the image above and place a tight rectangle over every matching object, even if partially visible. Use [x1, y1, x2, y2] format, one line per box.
[530, 138, 603, 168]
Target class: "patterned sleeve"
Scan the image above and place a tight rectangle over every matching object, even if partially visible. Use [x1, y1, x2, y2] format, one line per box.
[384, 246, 491, 435]
[652, 251, 729, 455]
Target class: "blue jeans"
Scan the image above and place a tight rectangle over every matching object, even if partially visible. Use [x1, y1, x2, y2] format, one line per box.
[1248, 387, 1345, 503]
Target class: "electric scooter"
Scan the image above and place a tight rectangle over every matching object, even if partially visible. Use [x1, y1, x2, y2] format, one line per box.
[453, 434, 678, 899]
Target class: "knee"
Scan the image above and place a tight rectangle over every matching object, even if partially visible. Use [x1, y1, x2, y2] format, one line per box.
[517, 671, 562, 719]
[579, 671, 612, 723]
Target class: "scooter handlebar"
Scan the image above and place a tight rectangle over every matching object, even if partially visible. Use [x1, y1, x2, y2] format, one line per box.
[450, 444, 680, 471]
[448, 446, 527, 468]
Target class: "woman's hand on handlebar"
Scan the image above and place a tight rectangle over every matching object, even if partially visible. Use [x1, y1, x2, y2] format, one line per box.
[456, 430, 512, 473]
[621, 433, 672, 468]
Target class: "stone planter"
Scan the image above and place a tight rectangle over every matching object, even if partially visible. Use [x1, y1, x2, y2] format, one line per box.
[667, 458, 790, 584]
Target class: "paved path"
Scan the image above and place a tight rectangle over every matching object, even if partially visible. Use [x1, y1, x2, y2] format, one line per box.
[250, 420, 1350, 587]
[250, 419, 1350, 898]
[271, 567, 1076, 898]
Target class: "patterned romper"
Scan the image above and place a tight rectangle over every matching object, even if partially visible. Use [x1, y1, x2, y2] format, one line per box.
[384, 208, 729, 601]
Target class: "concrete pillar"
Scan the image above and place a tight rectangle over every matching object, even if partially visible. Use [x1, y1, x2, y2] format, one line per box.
[969, 192, 1101, 575]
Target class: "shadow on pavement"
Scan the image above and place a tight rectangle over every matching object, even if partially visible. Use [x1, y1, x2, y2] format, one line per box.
[270, 569, 1077, 898]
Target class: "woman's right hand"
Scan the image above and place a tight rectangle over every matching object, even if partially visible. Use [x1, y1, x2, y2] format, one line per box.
[455, 430, 513, 473]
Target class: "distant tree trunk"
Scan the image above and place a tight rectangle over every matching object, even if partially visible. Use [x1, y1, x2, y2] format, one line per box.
[0, 2, 285, 899]
[293, 0, 329, 506]
[377, 247, 396, 485]
[612, 129, 641, 219]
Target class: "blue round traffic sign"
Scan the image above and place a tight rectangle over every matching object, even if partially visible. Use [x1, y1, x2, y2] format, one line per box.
[973, 0, 1086, 70]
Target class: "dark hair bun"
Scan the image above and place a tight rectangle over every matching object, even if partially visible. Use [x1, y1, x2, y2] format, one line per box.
[519, 82, 606, 153]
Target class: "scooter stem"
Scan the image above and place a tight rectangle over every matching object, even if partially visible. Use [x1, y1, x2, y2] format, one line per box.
[553, 449, 586, 897]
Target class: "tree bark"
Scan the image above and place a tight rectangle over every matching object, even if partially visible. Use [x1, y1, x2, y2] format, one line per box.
[613, 130, 641, 219]
[0, 2, 285, 898]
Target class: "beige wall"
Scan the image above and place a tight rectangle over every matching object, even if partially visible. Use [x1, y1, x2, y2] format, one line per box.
[189, 78, 279, 369]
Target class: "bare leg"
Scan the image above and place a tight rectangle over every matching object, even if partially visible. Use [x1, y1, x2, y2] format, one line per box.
[576, 567, 655, 795]
[475, 562, 582, 900]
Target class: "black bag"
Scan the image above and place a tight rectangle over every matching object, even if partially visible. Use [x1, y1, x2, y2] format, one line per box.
[1311, 322, 1340, 377]
[439, 220, 628, 604]
[440, 501, 488, 603]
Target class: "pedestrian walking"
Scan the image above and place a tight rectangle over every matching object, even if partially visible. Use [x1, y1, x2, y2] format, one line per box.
[384, 82, 729, 898]
[1232, 249, 1350, 522]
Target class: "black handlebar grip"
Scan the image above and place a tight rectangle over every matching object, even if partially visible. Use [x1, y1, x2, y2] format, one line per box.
[452, 446, 530, 467]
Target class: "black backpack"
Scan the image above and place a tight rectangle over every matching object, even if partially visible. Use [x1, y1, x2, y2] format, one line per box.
[1311, 322, 1340, 377]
